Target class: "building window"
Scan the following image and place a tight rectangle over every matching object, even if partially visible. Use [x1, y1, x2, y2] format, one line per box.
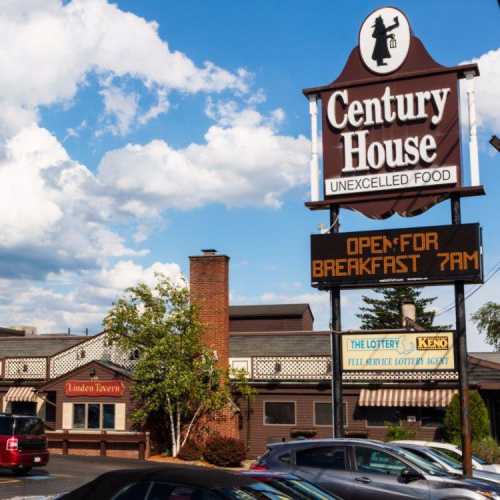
[103, 404, 115, 429]
[420, 408, 445, 427]
[366, 407, 400, 427]
[264, 402, 295, 425]
[315, 402, 332, 426]
[73, 403, 86, 428]
[72, 403, 116, 430]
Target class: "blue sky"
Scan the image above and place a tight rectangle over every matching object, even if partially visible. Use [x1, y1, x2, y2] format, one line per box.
[0, 0, 498, 351]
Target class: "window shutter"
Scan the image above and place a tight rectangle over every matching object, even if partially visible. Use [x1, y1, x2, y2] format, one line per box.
[115, 403, 126, 430]
[62, 403, 73, 429]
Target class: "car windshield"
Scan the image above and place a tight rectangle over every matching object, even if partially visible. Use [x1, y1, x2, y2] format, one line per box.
[229, 481, 293, 499]
[14, 417, 44, 435]
[391, 447, 447, 476]
[429, 448, 463, 470]
[0, 416, 14, 435]
[267, 479, 337, 500]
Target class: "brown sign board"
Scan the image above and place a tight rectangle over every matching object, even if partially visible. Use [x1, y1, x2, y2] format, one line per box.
[64, 380, 125, 397]
[303, 7, 479, 219]
[311, 223, 482, 289]
[341, 331, 455, 371]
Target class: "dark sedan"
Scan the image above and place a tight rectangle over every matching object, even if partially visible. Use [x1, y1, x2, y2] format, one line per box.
[59, 464, 295, 499]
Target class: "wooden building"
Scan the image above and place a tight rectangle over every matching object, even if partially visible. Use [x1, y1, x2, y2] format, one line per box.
[1, 251, 500, 459]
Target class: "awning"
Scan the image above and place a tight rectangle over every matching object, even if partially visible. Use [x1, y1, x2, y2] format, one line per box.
[4, 386, 37, 403]
[359, 388, 458, 407]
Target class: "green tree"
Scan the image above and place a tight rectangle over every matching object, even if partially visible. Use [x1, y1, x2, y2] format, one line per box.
[356, 287, 440, 330]
[443, 390, 491, 444]
[104, 275, 252, 457]
[472, 302, 500, 350]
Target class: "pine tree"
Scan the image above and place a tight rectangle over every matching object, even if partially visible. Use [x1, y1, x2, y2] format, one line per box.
[356, 287, 442, 330]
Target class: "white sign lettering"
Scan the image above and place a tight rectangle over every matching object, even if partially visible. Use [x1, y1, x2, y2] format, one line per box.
[325, 166, 457, 196]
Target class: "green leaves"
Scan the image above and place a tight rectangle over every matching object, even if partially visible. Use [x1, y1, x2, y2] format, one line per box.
[103, 273, 251, 456]
[472, 302, 500, 350]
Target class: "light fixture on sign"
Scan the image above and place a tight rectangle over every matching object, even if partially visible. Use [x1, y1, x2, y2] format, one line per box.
[359, 7, 411, 75]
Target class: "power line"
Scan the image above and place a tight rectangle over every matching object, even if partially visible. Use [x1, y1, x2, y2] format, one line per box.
[434, 259, 500, 317]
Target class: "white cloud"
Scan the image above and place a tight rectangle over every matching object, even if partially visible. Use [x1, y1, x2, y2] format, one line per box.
[461, 48, 500, 132]
[0, 0, 248, 136]
[0, 260, 183, 333]
[98, 103, 310, 211]
[0, 124, 145, 278]
[99, 85, 139, 136]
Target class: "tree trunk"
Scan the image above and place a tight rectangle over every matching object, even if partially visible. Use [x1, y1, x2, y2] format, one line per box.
[166, 397, 178, 457]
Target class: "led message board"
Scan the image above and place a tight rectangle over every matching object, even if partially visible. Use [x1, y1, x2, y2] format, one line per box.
[341, 331, 455, 371]
[311, 223, 482, 289]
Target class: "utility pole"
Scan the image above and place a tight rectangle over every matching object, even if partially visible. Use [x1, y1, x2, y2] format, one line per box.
[451, 196, 473, 477]
[329, 206, 343, 438]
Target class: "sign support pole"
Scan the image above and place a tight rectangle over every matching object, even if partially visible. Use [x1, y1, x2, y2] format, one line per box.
[329, 206, 344, 438]
[451, 196, 473, 478]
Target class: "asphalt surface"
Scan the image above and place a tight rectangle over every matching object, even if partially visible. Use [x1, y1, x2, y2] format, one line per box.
[0, 454, 157, 499]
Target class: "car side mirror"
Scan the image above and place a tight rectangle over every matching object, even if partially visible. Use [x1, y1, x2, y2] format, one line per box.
[400, 468, 422, 483]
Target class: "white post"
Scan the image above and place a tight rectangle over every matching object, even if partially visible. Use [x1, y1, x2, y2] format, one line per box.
[465, 72, 480, 186]
[308, 95, 320, 202]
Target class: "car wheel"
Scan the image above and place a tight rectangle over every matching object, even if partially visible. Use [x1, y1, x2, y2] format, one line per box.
[13, 466, 32, 476]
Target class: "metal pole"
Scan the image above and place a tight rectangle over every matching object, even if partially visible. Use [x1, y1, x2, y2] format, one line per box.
[451, 196, 473, 477]
[329, 206, 343, 438]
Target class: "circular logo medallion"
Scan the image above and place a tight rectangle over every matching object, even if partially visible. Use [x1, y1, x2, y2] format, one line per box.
[359, 7, 411, 75]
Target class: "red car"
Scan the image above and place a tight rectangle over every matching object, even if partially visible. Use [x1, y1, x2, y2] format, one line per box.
[0, 413, 49, 474]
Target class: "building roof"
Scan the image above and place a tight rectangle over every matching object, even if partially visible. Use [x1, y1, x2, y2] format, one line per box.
[469, 352, 500, 364]
[229, 303, 313, 319]
[0, 335, 87, 357]
[230, 331, 329, 357]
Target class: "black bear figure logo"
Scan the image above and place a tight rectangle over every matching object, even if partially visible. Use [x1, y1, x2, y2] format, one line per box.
[371, 15, 400, 66]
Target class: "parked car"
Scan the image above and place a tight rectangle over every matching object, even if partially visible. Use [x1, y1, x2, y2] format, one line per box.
[392, 440, 500, 473]
[59, 464, 299, 499]
[0, 413, 49, 475]
[252, 438, 500, 499]
[390, 442, 500, 485]
[243, 471, 342, 499]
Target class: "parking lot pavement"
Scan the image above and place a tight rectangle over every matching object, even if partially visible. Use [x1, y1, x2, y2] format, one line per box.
[0, 454, 157, 499]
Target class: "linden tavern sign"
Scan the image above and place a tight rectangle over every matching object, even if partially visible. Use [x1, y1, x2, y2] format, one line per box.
[303, 6, 479, 219]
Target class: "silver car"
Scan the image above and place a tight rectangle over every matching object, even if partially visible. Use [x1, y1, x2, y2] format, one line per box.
[392, 443, 500, 485]
[252, 438, 500, 499]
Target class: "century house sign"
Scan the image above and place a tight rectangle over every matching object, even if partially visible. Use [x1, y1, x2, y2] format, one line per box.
[304, 6, 480, 218]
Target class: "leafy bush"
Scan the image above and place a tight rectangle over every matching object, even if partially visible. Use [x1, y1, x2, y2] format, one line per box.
[178, 440, 203, 461]
[444, 391, 490, 444]
[473, 437, 500, 465]
[385, 422, 416, 441]
[204, 435, 247, 467]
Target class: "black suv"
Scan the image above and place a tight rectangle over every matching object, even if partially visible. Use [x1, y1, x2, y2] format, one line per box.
[252, 438, 500, 500]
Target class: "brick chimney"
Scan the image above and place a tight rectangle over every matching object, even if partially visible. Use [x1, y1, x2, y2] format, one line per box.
[189, 249, 230, 368]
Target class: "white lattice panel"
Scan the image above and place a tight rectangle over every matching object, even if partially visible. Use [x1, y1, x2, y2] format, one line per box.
[4, 358, 46, 379]
[50, 333, 135, 378]
[344, 371, 460, 382]
[252, 356, 331, 380]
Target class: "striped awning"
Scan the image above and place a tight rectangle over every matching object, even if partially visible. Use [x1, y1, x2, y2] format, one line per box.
[4, 386, 37, 402]
[359, 388, 458, 407]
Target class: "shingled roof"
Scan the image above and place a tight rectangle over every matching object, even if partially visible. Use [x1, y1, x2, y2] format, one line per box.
[229, 304, 313, 319]
[0, 335, 87, 357]
[230, 331, 330, 357]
